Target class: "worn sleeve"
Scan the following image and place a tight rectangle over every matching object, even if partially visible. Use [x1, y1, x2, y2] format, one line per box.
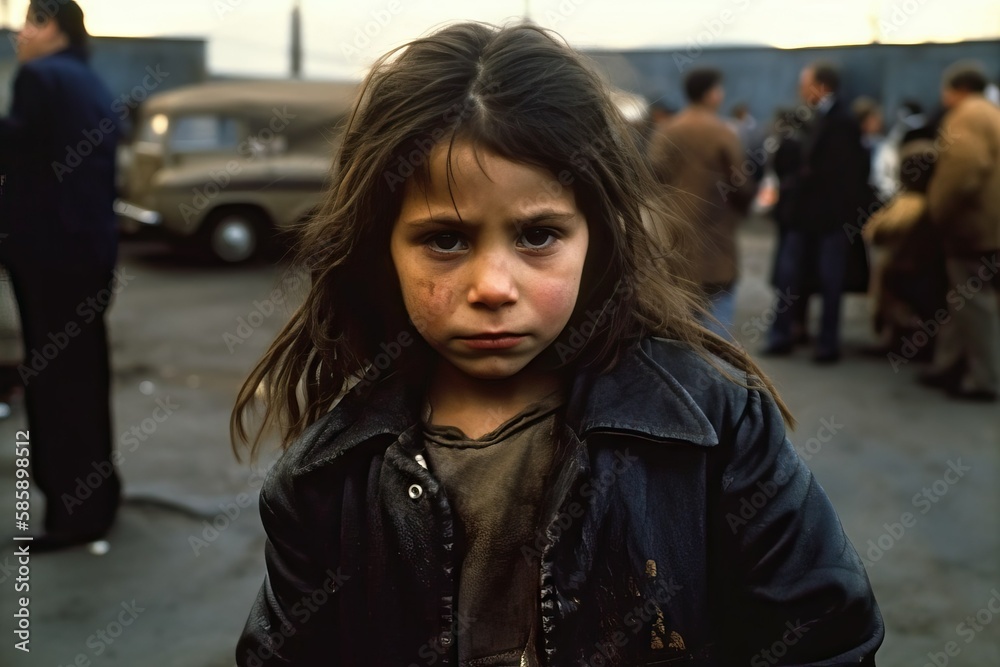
[712, 387, 884, 665]
[235, 463, 341, 666]
[927, 109, 991, 224]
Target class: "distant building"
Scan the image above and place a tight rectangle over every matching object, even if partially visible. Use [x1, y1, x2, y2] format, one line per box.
[0, 30, 206, 130]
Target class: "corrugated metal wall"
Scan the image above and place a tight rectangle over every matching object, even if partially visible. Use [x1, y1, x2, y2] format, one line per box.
[586, 40, 1000, 122]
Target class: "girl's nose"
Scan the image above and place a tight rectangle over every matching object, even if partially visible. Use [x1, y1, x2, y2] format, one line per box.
[467, 252, 518, 309]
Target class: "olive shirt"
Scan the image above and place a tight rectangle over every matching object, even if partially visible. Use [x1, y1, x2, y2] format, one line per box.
[420, 389, 566, 667]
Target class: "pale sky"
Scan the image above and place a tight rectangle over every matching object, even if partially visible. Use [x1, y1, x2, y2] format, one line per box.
[6, 0, 1000, 79]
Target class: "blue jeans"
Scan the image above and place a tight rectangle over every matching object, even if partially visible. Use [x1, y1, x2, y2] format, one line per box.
[768, 229, 850, 356]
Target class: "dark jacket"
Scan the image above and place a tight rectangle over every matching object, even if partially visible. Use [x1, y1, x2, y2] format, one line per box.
[792, 98, 870, 235]
[772, 132, 804, 231]
[0, 47, 121, 271]
[236, 337, 884, 666]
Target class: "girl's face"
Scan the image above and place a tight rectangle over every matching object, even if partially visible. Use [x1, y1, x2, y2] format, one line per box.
[390, 139, 589, 383]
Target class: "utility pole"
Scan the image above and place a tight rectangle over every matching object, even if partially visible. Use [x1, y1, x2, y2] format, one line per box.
[291, 0, 302, 78]
[869, 0, 882, 44]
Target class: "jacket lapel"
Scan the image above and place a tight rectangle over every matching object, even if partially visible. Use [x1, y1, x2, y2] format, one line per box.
[566, 340, 719, 446]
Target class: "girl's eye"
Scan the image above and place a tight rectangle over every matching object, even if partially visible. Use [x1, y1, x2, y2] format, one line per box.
[427, 233, 467, 253]
[520, 227, 558, 250]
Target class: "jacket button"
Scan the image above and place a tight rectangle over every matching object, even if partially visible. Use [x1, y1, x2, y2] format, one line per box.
[408, 484, 423, 499]
[439, 633, 452, 647]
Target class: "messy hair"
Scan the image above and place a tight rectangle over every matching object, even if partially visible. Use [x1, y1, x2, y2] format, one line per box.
[231, 21, 793, 459]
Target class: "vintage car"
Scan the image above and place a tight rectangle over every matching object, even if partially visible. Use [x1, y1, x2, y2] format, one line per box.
[116, 80, 649, 264]
[115, 79, 358, 263]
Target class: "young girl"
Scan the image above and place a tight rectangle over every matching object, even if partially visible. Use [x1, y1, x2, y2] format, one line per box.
[232, 22, 883, 667]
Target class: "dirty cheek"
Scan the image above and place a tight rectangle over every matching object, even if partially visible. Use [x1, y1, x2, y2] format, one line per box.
[407, 277, 459, 333]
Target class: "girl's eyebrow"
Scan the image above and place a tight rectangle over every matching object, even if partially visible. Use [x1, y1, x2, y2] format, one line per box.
[512, 211, 579, 226]
[401, 210, 578, 228]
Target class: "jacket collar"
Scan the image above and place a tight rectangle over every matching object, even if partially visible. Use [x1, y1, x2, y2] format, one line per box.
[566, 338, 718, 446]
[299, 338, 718, 472]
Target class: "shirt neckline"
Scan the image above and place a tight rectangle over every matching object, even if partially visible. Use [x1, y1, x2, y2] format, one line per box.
[421, 388, 566, 446]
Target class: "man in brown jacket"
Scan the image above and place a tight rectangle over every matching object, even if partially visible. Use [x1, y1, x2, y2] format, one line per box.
[648, 68, 756, 339]
[924, 61, 1000, 401]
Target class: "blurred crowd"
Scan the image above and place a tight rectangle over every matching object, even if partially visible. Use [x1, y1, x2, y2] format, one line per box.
[644, 59, 1000, 402]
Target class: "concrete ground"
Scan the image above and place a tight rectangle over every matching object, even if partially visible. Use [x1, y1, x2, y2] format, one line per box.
[0, 217, 997, 666]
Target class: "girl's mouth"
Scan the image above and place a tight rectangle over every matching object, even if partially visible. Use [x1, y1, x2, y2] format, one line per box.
[457, 333, 526, 350]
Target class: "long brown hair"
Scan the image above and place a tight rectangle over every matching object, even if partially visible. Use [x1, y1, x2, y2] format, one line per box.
[231, 21, 793, 460]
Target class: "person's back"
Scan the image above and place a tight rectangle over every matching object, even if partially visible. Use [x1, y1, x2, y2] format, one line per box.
[921, 62, 1000, 401]
[650, 108, 751, 288]
[652, 108, 743, 201]
[647, 68, 755, 339]
[928, 94, 1000, 256]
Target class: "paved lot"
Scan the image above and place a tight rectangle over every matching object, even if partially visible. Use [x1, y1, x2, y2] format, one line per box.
[0, 219, 997, 666]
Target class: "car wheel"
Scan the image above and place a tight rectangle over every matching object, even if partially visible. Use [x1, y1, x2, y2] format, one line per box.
[202, 208, 269, 264]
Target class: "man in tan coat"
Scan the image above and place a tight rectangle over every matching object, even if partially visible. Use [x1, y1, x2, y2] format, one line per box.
[648, 68, 756, 339]
[924, 61, 1000, 401]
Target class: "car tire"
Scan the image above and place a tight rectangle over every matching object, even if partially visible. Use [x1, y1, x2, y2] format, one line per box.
[200, 207, 270, 264]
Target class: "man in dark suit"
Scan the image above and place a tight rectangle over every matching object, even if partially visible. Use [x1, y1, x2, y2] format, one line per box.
[0, 0, 122, 550]
[765, 62, 870, 363]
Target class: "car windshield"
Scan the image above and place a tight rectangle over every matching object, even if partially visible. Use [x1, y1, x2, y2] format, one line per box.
[167, 115, 241, 153]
